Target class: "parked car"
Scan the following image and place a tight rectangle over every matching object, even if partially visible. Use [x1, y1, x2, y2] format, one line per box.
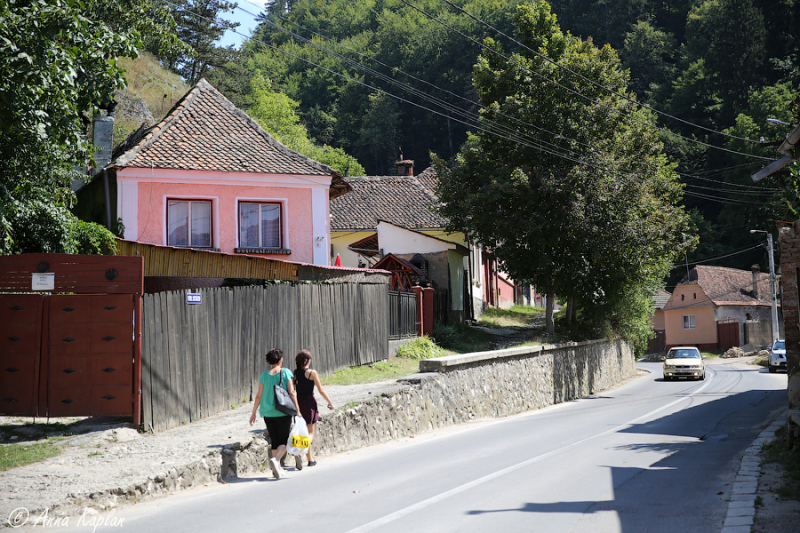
[768, 339, 786, 373]
[663, 346, 705, 381]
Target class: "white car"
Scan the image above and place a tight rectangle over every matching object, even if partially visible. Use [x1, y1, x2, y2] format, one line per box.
[663, 346, 705, 381]
[768, 339, 786, 373]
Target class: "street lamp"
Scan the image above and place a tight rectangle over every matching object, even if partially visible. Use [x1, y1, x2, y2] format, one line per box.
[750, 230, 780, 342]
[766, 118, 791, 127]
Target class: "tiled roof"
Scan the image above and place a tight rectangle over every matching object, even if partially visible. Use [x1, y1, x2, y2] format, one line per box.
[330, 175, 448, 230]
[415, 166, 438, 195]
[110, 79, 351, 198]
[665, 265, 772, 308]
[653, 290, 671, 309]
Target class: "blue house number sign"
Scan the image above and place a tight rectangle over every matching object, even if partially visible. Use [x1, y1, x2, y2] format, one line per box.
[186, 293, 202, 305]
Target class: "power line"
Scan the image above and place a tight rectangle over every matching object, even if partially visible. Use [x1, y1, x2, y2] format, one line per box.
[437, 0, 770, 147]
[259, 8, 788, 202]
[397, 0, 772, 161]
[180, 2, 781, 208]
[672, 243, 764, 268]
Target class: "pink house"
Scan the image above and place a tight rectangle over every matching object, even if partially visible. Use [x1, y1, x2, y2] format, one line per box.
[82, 79, 350, 265]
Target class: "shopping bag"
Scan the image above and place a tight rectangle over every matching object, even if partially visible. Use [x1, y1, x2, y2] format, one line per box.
[287, 416, 310, 456]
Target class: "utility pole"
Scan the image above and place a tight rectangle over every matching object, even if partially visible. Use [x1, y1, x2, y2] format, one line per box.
[767, 233, 780, 342]
[752, 230, 780, 342]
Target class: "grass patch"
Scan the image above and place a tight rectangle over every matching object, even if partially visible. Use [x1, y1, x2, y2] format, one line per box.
[433, 321, 494, 353]
[478, 305, 544, 328]
[701, 350, 723, 360]
[0, 440, 63, 472]
[761, 426, 800, 501]
[321, 357, 422, 386]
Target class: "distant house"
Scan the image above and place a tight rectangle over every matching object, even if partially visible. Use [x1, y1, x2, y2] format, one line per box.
[75, 79, 350, 266]
[662, 265, 781, 350]
[652, 290, 671, 331]
[329, 164, 516, 321]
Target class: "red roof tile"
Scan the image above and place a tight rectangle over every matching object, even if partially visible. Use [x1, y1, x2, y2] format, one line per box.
[665, 265, 772, 309]
[330, 175, 447, 230]
[110, 79, 351, 198]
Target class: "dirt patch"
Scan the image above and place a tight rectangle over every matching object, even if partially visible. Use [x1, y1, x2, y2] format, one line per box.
[753, 459, 800, 532]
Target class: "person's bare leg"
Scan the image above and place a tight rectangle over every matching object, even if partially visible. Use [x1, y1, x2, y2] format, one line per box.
[307, 423, 316, 463]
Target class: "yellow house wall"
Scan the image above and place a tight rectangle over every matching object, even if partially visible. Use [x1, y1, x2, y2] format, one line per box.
[652, 309, 665, 330]
[330, 231, 375, 267]
[665, 308, 717, 347]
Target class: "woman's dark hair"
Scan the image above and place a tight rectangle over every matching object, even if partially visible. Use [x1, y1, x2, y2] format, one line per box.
[295, 349, 312, 371]
[266, 348, 283, 365]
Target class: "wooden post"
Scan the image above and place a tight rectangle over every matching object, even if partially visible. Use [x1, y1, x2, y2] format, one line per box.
[422, 287, 434, 336]
[779, 222, 800, 446]
[133, 293, 143, 427]
[412, 286, 424, 337]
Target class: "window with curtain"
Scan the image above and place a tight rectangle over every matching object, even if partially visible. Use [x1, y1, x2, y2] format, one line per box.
[683, 315, 695, 329]
[239, 202, 281, 248]
[167, 200, 211, 247]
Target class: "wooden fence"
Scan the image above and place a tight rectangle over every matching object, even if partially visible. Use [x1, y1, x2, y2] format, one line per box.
[141, 283, 388, 432]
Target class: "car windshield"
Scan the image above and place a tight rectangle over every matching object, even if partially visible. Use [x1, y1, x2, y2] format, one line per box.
[774, 341, 785, 350]
[666, 350, 700, 359]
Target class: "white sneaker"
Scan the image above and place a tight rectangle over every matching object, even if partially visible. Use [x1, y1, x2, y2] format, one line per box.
[269, 457, 281, 479]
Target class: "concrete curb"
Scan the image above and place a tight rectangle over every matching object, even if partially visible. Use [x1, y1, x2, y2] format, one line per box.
[721, 409, 789, 533]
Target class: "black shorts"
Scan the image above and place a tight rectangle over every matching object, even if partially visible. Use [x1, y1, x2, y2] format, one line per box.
[263, 415, 292, 449]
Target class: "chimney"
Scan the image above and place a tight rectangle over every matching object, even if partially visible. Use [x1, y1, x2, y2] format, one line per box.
[396, 159, 414, 176]
[751, 264, 760, 299]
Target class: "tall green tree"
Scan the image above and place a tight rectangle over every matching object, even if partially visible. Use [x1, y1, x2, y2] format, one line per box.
[434, 1, 692, 347]
[0, 0, 187, 254]
[160, 0, 241, 84]
[248, 73, 365, 175]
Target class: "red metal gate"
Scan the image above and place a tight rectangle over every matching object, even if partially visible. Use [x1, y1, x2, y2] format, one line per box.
[0, 254, 143, 423]
[717, 318, 740, 351]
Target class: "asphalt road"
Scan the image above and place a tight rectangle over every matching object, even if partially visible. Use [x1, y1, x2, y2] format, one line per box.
[41, 360, 787, 533]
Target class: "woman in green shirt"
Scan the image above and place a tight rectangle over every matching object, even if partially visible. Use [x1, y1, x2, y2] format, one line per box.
[249, 348, 301, 479]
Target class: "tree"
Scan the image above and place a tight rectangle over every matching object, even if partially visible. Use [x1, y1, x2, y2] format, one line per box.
[434, 1, 692, 348]
[160, 0, 241, 84]
[620, 20, 677, 106]
[0, 0, 187, 254]
[247, 72, 365, 175]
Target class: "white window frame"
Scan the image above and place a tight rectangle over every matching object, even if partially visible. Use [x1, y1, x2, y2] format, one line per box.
[236, 199, 288, 250]
[683, 315, 696, 329]
[166, 199, 213, 248]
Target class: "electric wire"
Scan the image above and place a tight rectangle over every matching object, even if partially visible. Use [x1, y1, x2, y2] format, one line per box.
[671, 243, 764, 268]
[437, 0, 772, 146]
[397, 0, 772, 161]
[177, 2, 784, 209]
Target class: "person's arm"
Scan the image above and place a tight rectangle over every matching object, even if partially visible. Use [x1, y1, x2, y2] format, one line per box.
[311, 370, 334, 410]
[249, 382, 264, 426]
[286, 371, 302, 414]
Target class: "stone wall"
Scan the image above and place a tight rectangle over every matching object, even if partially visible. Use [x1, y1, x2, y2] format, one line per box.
[779, 222, 800, 447]
[310, 338, 634, 455]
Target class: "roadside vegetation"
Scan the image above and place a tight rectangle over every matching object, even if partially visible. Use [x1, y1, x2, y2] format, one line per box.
[761, 426, 800, 502]
[323, 306, 551, 386]
[0, 439, 63, 472]
[478, 305, 545, 328]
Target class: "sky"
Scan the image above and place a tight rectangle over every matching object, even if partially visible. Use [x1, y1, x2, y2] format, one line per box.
[218, 0, 269, 48]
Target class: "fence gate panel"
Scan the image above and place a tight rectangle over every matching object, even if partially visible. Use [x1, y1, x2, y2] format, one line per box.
[0, 294, 44, 415]
[717, 318, 740, 351]
[47, 294, 134, 417]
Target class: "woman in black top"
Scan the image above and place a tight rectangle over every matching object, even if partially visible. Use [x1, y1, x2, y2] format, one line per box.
[294, 349, 334, 468]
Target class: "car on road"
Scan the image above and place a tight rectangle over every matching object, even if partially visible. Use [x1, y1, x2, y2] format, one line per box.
[767, 339, 786, 373]
[663, 346, 705, 381]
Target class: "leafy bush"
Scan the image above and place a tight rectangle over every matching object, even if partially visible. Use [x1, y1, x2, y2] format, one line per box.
[396, 336, 445, 360]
